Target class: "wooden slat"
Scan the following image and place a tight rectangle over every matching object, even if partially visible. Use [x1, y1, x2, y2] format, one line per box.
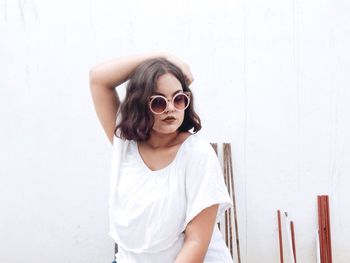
[223, 144, 232, 254]
[224, 143, 241, 263]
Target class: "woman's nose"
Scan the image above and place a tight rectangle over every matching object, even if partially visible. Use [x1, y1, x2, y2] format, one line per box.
[165, 100, 176, 112]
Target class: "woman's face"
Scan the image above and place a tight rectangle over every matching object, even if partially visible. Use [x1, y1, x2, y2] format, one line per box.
[150, 73, 185, 135]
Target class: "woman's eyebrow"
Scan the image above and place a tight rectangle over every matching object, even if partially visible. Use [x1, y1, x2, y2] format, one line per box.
[152, 89, 183, 96]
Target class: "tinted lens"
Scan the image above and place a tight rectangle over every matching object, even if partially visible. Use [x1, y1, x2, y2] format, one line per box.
[173, 94, 189, 110]
[150, 97, 167, 113]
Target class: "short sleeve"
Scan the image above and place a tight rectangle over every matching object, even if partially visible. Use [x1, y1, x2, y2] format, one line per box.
[109, 134, 130, 206]
[182, 141, 233, 231]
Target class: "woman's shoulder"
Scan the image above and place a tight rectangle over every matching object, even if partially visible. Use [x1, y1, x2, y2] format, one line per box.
[112, 134, 126, 146]
[111, 134, 134, 155]
[181, 132, 215, 157]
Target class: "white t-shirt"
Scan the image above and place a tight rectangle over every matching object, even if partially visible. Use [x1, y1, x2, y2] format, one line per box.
[108, 133, 234, 263]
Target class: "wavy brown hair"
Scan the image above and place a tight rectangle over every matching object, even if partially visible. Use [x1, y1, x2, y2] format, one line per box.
[114, 58, 201, 141]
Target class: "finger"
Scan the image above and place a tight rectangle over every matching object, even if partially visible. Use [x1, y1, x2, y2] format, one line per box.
[186, 72, 194, 85]
[185, 76, 193, 85]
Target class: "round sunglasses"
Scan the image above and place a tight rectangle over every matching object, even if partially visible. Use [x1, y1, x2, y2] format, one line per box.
[149, 92, 191, 114]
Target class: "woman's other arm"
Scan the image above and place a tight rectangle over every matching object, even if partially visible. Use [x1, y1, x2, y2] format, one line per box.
[175, 204, 219, 263]
[89, 52, 166, 144]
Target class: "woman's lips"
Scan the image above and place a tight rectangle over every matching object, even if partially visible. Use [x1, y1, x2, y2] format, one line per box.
[162, 116, 176, 121]
[162, 117, 176, 123]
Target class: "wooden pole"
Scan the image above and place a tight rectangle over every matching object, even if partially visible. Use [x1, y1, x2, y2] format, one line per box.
[290, 221, 297, 263]
[277, 210, 284, 263]
[317, 195, 332, 263]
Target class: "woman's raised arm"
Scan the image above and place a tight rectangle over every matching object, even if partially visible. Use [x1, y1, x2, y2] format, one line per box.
[89, 52, 166, 144]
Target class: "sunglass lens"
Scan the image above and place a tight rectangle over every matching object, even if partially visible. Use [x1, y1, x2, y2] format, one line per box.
[150, 97, 167, 113]
[173, 94, 189, 110]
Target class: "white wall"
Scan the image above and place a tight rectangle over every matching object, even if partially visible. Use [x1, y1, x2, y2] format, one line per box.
[1, 0, 349, 262]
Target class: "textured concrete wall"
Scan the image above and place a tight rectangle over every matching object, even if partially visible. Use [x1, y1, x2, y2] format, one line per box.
[1, 0, 349, 262]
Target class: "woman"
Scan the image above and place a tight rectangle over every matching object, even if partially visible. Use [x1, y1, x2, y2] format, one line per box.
[89, 52, 234, 263]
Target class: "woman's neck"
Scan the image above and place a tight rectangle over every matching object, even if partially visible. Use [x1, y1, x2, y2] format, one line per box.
[145, 130, 180, 149]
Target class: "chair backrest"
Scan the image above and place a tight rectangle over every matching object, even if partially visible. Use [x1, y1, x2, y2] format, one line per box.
[210, 143, 241, 263]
